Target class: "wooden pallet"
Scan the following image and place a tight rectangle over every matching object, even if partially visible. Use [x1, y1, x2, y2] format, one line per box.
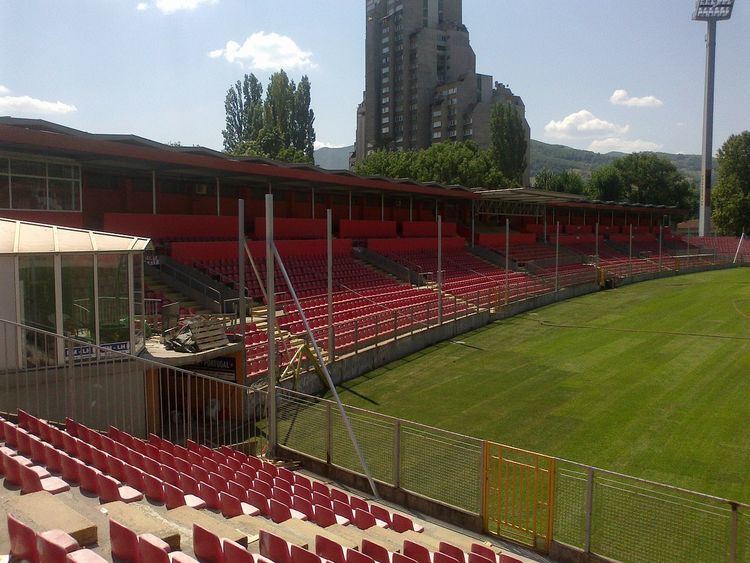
[187, 318, 229, 351]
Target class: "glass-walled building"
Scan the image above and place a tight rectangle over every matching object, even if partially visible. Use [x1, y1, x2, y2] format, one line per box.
[0, 218, 150, 368]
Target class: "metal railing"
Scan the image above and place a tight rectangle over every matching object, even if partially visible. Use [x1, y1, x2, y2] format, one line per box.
[275, 388, 484, 514]
[152, 256, 226, 311]
[0, 317, 267, 451]
[275, 386, 750, 562]
[554, 459, 748, 562]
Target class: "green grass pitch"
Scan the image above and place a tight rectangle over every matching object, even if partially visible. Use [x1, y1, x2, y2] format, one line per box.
[330, 268, 750, 502]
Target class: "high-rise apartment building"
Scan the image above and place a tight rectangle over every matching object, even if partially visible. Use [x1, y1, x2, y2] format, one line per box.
[353, 0, 530, 185]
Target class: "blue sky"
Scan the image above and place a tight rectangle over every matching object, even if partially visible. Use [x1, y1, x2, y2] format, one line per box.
[1, 0, 748, 155]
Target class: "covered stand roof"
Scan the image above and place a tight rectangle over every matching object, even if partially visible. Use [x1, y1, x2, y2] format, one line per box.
[0, 218, 152, 255]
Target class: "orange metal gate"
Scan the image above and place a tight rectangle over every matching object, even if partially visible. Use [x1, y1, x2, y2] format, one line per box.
[482, 441, 556, 552]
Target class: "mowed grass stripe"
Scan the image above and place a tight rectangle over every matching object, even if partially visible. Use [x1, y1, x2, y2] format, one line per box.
[329, 268, 750, 502]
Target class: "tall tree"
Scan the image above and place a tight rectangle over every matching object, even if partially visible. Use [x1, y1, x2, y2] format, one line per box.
[612, 153, 695, 211]
[586, 164, 626, 201]
[222, 80, 246, 152]
[534, 168, 584, 194]
[354, 141, 508, 188]
[489, 102, 528, 186]
[292, 76, 316, 160]
[712, 131, 750, 235]
[222, 70, 316, 163]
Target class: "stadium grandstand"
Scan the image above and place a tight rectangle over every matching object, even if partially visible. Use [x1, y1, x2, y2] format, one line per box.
[0, 117, 748, 563]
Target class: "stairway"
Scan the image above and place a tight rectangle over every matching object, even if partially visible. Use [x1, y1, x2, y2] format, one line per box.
[144, 273, 212, 317]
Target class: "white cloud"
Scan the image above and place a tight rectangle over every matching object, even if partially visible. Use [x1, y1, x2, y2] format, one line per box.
[0, 94, 77, 116]
[544, 110, 629, 140]
[0, 85, 9, 95]
[137, 0, 217, 14]
[209, 31, 316, 70]
[588, 138, 663, 153]
[610, 89, 663, 108]
[314, 141, 348, 150]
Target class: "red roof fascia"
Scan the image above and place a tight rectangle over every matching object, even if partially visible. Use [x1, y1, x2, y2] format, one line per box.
[0, 124, 475, 201]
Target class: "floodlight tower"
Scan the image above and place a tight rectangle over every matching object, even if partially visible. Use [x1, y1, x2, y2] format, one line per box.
[693, 0, 735, 236]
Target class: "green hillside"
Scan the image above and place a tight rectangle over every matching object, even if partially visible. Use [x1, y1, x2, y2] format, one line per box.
[313, 140, 707, 186]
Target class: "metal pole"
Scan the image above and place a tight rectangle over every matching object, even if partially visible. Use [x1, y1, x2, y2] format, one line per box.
[504, 218, 510, 305]
[151, 170, 156, 214]
[216, 177, 221, 216]
[629, 224, 633, 277]
[272, 244, 380, 498]
[265, 194, 277, 456]
[437, 215, 443, 325]
[327, 209, 334, 361]
[698, 19, 717, 237]
[555, 222, 560, 294]
[584, 468, 595, 554]
[471, 200, 475, 249]
[595, 222, 599, 260]
[733, 231, 744, 264]
[238, 199, 246, 346]
[348, 191, 352, 220]
[730, 503, 738, 563]
[658, 225, 663, 271]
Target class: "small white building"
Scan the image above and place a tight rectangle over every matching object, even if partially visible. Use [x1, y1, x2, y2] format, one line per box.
[0, 217, 151, 369]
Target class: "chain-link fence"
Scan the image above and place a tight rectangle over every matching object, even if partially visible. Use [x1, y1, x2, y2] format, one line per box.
[554, 459, 747, 563]
[275, 387, 483, 514]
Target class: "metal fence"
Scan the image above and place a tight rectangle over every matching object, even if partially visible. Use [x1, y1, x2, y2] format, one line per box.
[554, 459, 749, 563]
[275, 387, 484, 514]
[0, 317, 267, 451]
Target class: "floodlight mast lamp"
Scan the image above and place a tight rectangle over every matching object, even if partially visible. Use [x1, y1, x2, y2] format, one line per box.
[693, 0, 735, 236]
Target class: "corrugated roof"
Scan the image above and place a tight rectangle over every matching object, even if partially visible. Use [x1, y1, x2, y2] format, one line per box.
[0, 217, 151, 254]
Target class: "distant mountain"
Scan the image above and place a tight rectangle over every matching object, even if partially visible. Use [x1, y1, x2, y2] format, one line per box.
[314, 145, 353, 170]
[531, 139, 706, 185]
[314, 140, 705, 186]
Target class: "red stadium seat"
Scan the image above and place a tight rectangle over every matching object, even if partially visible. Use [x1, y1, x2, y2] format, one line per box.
[290, 544, 325, 563]
[403, 540, 431, 563]
[220, 492, 261, 518]
[439, 542, 467, 563]
[37, 529, 80, 563]
[362, 539, 392, 563]
[19, 462, 69, 495]
[143, 473, 166, 503]
[347, 549, 377, 563]
[7, 513, 39, 562]
[470, 544, 498, 563]
[66, 549, 109, 562]
[315, 534, 346, 563]
[138, 533, 170, 563]
[109, 518, 140, 563]
[259, 530, 291, 563]
[223, 538, 255, 563]
[192, 523, 223, 563]
[468, 554, 494, 563]
[97, 473, 143, 503]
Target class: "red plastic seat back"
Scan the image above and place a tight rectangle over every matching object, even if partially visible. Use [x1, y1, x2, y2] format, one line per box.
[219, 492, 243, 518]
[361, 539, 391, 563]
[7, 513, 38, 562]
[109, 518, 140, 562]
[347, 548, 376, 563]
[470, 544, 497, 562]
[259, 530, 290, 563]
[37, 529, 79, 563]
[97, 473, 122, 503]
[19, 463, 43, 493]
[439, 542, 467, 563]
[313, 504, 337, 528]
[2, 453, 22, 485]
[143, 473, 166, 502]
[434, 553, 462, 563]
[223, 538, 255, 563]
[468, 554, 495, 563]
[393, 554, 420, 563]
[499, 555, 523, 563]
[403, 540, 432, 563]
[269, 498, 292, 523]
[164, 482, 187, 509]
[193, 523, 223, 563]
[292, 496, 315, 520]
[78, 464, 99, 494]
[353, 508, 377, 530]
[291, 545, 323, 563]
[138, 533, 171, 563]
[315, 534, 346, 563]
[392, 512, 415, 533]
[199, 482, 221, 510]
[247, 489, 269, 516]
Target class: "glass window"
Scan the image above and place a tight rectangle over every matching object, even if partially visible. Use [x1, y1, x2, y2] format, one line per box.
[0, 177, 9, 209]
[97, 254, 130, 347]
[61, 255, 95, 343]
[19, 255, 57, 367]
[0, 157, 8, 174]
[11, 159, 45, 176]
[48, 179, 76, 210]
[11, 176, 46, 210]
[132, 254, 145, 351]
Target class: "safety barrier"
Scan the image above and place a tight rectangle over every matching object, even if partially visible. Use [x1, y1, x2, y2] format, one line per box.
[0, 318, 267, 450]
